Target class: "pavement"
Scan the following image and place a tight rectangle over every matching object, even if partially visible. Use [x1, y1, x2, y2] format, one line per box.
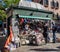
[0, 33, 60, 52]
[12, 43, 60, 52]
[12, 33, 60, 52]
[48, 33, 60, 38]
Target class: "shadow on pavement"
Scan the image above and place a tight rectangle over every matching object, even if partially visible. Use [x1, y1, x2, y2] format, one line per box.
[30, 48, 60, 51]
[57, 46, 60, 49]
[27, 44, 38, 46]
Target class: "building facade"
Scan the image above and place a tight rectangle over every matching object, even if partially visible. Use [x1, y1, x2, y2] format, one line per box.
[26, 0, 60, 20]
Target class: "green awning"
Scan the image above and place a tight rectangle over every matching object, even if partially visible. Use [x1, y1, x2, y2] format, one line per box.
[19, 15, 51, 20]
[14, 9, 52, 18]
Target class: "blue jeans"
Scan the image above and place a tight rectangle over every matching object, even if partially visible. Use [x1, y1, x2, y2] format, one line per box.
[53, 31, 56, 43]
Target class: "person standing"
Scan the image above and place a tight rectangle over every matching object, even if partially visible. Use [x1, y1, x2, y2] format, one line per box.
[52, 23, 57, 43]
[43, 22, 49, 43]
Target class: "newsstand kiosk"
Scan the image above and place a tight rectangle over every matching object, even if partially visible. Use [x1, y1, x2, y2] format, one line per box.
[12, 6, 53, 45]
[0, 6, 53, 52]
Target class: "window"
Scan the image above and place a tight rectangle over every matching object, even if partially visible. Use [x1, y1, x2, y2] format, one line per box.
[55, 1, 59, 9]
[44, 0, 48, 7]
[51, 0, 55, 9]
[39, 0, 43, 5]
